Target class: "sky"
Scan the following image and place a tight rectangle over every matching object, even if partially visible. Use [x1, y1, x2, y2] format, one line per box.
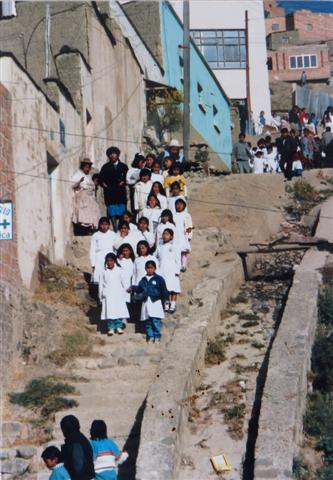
[277, 1, 333, 13]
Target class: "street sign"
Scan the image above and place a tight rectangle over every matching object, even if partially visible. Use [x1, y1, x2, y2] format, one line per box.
[0, 201, 13, 240]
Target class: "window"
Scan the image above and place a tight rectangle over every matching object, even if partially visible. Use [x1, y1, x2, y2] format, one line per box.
[191, 30, 246, 69]
[213, 105, 221, 134]
[197, 82, 206, 113]
[59, 119, 66, 146]
[272, 23, 280, 31]
[0, 1, 16, 18]
[306, 23, 313, 31]
[289, 54, 317, 69]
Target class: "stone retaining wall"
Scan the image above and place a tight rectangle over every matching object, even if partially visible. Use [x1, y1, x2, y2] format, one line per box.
[254, 197, 333, 479]
[136, 255, 244, 480]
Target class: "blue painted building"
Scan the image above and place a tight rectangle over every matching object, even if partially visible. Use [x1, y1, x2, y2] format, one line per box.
[122, 0, 233, 169]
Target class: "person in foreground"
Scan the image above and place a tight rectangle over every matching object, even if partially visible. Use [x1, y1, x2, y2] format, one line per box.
[41, 446, 70, 480]
[90, 419, 128, 480]
[60, 415, 95, 480]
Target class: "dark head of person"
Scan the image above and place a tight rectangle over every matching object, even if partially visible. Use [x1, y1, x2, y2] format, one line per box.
[60, 414, 80, 439]
[90, 419, 108, 441]
[80, 158, 93, 175]
[326, 126, 331, 133]
[281, 128, 289, 138]
[106, 146, 120, 163]
[239, 133, 246, 142]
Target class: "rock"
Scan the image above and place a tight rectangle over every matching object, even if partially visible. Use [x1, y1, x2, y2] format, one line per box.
[1, 458, 30, 475]
[16, 446, 36, 459]
[1, 422, 24, 445]
[98, 358, 115, 369]
[0, 448, 16, 460]
[117, 357, 129, 367]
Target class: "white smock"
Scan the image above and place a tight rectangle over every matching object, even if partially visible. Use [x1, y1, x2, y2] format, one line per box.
[156, 221, 177, 246]
[141, 295, 165, 321]
[132, 229, 155, 249]
[167, 195, 187, 215]
[140, 207, 162, 233]
[133, 255, 158, 285]
[156, 242, 181, 293]
[157, 194, 168, 210]
[174, 211, 193, 252]
[90, 230, 116, 283]
[99, 267, 129, 320]
[113, 232, 138, 253]
[118, 257, 134, 302]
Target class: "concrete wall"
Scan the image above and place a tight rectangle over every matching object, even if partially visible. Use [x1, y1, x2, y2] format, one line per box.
[268, 44, 330, 83]
[254, 198, 333, 479]
[171, 0, 272, 122]
[1, 56, 82, 288]
[160, 2, 232, 167]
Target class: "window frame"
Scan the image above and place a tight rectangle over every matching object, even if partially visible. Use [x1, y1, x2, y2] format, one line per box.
[191, 29, 247, 70]
[289, 54, 318, 70]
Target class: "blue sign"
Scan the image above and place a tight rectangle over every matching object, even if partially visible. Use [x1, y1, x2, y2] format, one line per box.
[0, 201, 13, 240]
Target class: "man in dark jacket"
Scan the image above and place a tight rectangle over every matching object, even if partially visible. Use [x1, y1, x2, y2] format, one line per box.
[99, 146, 128, 231]
[276, 128, 298, 180]
[60, 415, 95, 480]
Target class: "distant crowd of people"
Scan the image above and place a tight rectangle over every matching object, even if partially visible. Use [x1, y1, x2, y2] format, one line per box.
[42, 415, 128, 480]
[233, 105, 333, 180]
[71, 140, 193, 342]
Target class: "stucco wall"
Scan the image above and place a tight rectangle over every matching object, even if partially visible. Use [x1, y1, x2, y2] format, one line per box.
[1, 56, 82, 288]
[171, 0, 272, 122]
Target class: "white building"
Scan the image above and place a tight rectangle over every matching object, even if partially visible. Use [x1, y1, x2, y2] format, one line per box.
[171, 0, 272, 126]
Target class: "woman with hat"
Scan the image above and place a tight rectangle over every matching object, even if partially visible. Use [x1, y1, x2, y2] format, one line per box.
[71, 158, 100, 235]
[164, 139, 184, 164]
[99, 146, 128, 232]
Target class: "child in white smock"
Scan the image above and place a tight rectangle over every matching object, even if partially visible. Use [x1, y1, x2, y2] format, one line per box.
[140, 194, 162, 234]
[155, 209, 177, 247]
[133, 240, 158, 285]
[117, 243, 135, 306]
[174, 198, 193, 272]
[90, 217, 116, 284]
[99, 253, 129, 336]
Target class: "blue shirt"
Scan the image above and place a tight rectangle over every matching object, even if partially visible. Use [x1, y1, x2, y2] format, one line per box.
[90, 438, 120, 480]
[49, 464, 71, 480]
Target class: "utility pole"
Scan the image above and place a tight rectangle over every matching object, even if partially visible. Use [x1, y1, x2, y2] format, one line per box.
[45, 3, 51, 78]
[183, 0, 190, 162]
[245, 10, 252, 134]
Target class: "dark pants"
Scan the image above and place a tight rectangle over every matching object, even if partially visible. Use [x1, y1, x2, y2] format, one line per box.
[280, 157, 293, 180]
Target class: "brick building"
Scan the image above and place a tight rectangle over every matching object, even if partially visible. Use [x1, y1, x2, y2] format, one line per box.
[286, 10, 333, 44]
[268, 43, 331, 83]
[264, 0, 286, 35]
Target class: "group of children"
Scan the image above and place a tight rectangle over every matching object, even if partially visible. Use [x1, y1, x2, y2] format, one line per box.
[42, 415, 128, 480]
[90, 155, 193, 343]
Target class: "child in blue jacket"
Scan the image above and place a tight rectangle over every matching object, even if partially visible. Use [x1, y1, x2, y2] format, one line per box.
[129, 260, 169, 343]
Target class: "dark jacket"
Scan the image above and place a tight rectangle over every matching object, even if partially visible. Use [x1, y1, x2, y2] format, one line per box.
[99, 161, 128, 206]
[132, 274, 169, 303]
[276, 136, 297, 161]
[61, 431, 95, 480]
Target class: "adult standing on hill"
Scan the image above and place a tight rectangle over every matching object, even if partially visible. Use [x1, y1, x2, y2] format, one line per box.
[232, 133, 252, 173]
[99, 146, 128, 231]
[276, 128, 297, 181]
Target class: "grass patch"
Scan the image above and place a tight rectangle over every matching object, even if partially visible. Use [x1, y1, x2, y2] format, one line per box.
[238, 312, 259, 321]
[242, 320, 259, 328]
[205, 335, 226, 365]
[222, 403, 246, 440]
[9, 377, 78, 419]
[292, 456, 311, 480]
[229, 292, 247, 305]
[251, 340, 265, 350]
[287, 180, 318, 203]
[48, 330, 93, 366]
[34, 265, 87, 310]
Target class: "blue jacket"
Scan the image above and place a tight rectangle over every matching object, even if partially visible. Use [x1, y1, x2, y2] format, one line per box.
[132, 274, 169, 303]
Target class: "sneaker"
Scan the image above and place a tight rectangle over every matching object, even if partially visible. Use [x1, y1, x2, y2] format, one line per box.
[169, 305, 176, 314]
[180, 267, 186, 273]
[147, 338, 154, 344]
[155, 338, 161, 343]
[164, 301, 170, 312]
[116, 328, 124, 335]
[107, 329, 115, 336]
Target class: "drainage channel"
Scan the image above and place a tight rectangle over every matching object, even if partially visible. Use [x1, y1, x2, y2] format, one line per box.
[177, 250, 304, 480]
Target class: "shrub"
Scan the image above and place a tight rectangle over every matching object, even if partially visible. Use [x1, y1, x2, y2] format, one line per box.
[318, 288, 333, 327]
[292, 456, 311, 480]
[304, 391, 333, 438]
[205, 335, 226, 365]
[290, 180, 318, 203]
[48, 330, 92, 366]
[312, 334, 333, 392]
[9, 377, 78, 419]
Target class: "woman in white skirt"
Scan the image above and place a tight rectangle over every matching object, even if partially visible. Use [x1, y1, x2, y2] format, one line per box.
[156, 228, 181, 314]
[99, 253, 129, 336]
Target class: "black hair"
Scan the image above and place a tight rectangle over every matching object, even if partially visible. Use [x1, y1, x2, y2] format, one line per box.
[140, 168, 151, 178]
[138, 216, 150, 230]
[147, 193, 161, 208]
[151, 181, 166, 196]
[118, 221, 130, 231]
[145, 153, 156, 162]
[170, 181, 181, 191]
[98, 216, 110, 228]
[163, 228, 174, 238]
[137, 240, 150, 256]
[106, 146, 120, 157]
[80, 160, 92, 170]
[160, 209, 174, 224]
[90, 419, 108, 440]
[175, 198, 187, 208]
[281, 128, 289, 134]
[117, 243, 135, 261]
[326, 126, 331, 132]
[104, 252, 119, 267]
[145, 260, 156, 269]
[120, 211, 135, 223]
[60, 415, 80, 437]
[239, 132, 245, 139]
[41, 446, 62, 461]
[131, 153, 145, 168]
[170, 162, 183, 175]
[92, 173, 99, 181]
